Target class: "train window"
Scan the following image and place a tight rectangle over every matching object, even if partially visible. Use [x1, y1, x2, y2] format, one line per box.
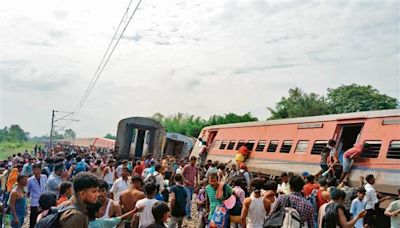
[255, 140, 267, 152]
[227, 140, 236, 150]
[280, 140, 293, 153]
[246, 140, 256, 151]
[311, 140, 328, 155]
[295, 140, 309, 153]
[267, 140, 279, 152]
[387, 140, 400, 159]
[360, 141, 381, 158]
[220, 140, 228, 150]
[213, 140, 221, 149]
[236, 140, 246, 150]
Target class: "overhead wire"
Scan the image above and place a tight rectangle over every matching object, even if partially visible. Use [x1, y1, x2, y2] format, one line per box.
[71, 0, 143, 120]
[73, 0, 134, 117]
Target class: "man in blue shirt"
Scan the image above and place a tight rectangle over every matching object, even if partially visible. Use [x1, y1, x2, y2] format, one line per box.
[27, 164, 47, 228]
[22, 158, 34, 176]
[46, 164, 64, 197]
[350, 187, 367, 228]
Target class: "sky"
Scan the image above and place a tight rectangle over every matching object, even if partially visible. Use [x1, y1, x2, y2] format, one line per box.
[0, 0, 399, 137]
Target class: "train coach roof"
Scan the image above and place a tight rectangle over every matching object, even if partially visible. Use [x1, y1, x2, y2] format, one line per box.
[203, 109, 400, 130]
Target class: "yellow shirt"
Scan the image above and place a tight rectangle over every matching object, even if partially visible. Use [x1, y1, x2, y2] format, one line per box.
[235, 153, 245, 162]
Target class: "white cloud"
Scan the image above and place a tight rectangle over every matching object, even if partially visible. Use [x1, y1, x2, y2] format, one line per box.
[0, 0, 398, 137]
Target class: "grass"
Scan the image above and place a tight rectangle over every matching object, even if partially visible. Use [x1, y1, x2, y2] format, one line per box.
[0, 141, 42, 160]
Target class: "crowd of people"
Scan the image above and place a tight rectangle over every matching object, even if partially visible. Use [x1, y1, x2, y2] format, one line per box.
[0, 142, 398, 228]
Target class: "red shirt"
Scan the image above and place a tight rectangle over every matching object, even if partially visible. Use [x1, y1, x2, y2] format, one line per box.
[182, 164, 198, 187]
[316, 190, 328, 209]
[133, 165, 144, 175]
[303, 183, 319, 197]
[57, 195, 68, 206]
[343, 144, 363, 159]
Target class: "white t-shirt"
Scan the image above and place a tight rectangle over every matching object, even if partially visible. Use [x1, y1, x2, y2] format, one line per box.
[136, 198, 157, 228]
[176, 167, 183, 174]
[116, 165, 123, 178]
[364, 183, 378, 210]
[110, 177, 130, 201]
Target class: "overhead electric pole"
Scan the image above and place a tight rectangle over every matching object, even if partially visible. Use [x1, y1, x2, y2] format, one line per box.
[49, 110, 55, 149]
[49, 110, 79, 150]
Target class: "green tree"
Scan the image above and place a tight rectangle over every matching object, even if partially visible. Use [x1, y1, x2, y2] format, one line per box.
[326, 84, 399, 114]
[0, 127, 9, 142]
[7, 125, 28, 141]
[151, 112, 258, 137]
[208, 113, 258, 125]
[64, 129, 76, 139]
[104, 133, 116, 140]
[267, 88, 329, 120]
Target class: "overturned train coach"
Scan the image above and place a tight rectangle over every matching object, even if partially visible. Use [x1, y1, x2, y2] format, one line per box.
[114, 117, 194, 161]
[191, 109, 400, 195]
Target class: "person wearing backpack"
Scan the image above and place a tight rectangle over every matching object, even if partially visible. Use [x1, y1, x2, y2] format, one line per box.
[35, 192, 57, 223]
[241, 178, 271, 228]
[205, 173, 233, 228]
[320, 188, 366, 228]
[229, 177, 245, 228]
[238, 164, 250, 196]
[145, 164, 165, 196]
[168, 173, 187, 228]
[58, 172, 100, 227]
[268, 175, 315, 228]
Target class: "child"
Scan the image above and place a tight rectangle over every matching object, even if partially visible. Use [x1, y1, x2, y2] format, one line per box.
[148, 201, 170, 228]
[196, 180, 207, 228]
[350, 187, 367, 228]
[57, 181, 73, 205]
[36, 193, 57, 222]
[168, 174, 187, 228]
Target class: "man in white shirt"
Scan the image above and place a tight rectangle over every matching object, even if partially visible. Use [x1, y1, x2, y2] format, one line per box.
[115, 159, 128, 179]
[110, 166, 131, 201]
[364, 174, 390, 228]
[277, 172, 289, 195]
[134, 182, 158, 228]
[144, 164, 164, 194]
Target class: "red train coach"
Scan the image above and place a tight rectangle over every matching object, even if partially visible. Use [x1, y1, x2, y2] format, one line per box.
[191, 109, 400, 194]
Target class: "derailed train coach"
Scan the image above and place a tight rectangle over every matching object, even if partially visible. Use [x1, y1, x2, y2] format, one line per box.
[114, 117, 166, 160]
[114, 117, 194, 160]
[191, 109, 400, 195]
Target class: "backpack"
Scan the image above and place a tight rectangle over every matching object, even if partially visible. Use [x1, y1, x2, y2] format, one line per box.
[146, 173, 159, 183]
[229, 194, 242, 216]
[263, 196, 301, 228]
[210, 204, 229, 228]
[35, 204, 77, 228]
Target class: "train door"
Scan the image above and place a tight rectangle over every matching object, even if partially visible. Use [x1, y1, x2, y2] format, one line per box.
[336, 124, 364, 163]
[206, 131, 218, 147]
[135, 129, 146, 158]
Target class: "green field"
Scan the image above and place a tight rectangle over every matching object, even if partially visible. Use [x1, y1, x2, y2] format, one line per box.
[0, 141, 42, 160]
